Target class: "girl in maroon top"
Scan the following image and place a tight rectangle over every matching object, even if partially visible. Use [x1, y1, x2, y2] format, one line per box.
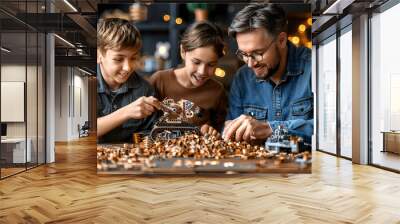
[149, 21, 227, 138]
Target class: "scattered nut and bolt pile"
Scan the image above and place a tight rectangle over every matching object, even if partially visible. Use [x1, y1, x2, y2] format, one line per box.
[98, 134, 272, 162]
[97, 133, 311, 172]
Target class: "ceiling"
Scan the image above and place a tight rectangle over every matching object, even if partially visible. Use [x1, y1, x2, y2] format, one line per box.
[311, 0, 390, 39]
[0, 0, 316, 74]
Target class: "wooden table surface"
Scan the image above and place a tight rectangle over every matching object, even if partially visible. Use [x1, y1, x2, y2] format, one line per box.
[97, 143, 311, 175]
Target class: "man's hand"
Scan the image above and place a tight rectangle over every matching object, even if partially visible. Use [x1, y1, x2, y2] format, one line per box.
[222, 115, 272, 142]
[124, 96, 161, 119]
[200, 124, 221, 139]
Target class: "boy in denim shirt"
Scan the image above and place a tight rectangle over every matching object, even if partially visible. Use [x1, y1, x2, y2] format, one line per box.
[97, 18, 161, 143]
[223, 4, 313, 143]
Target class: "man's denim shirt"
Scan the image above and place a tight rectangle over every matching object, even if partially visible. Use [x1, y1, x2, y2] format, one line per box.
[227, 42, 313, 143]
[97, 66, 158, 143]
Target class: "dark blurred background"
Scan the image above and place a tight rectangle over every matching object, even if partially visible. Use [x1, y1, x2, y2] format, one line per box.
[98, 3, 311, 90]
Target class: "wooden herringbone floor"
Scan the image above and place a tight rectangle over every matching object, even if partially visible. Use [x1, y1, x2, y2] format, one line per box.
[1, 136, 400, 224]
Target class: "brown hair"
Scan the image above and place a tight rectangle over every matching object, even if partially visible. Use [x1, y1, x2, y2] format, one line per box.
[181, 21, 226, 58]
[97, 18, 142, 54]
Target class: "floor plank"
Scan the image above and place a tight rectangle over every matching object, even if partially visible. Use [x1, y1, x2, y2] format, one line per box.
[372, 150, 400, 171]
[0, 136, 399, 223]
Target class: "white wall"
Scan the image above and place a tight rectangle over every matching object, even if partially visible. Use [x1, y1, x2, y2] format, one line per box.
[54, 66, 89, 141]
[1, 65, 25, 128]
[55, 66, 68, 141]
[1, 65, 26, 138]
[1, 64, 45, 163]
[1, 65, 42, 138]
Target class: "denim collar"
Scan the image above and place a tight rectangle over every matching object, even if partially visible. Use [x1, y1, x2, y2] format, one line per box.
[97, 64, 140, 94]
[255, 41, 304, 83]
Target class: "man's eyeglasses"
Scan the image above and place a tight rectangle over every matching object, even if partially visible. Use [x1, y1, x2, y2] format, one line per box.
[236, 38, 276, 63]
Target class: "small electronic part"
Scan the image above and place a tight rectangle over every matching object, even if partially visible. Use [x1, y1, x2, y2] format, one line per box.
[265, 125, 312, 153]
[150, 98, 202, 141]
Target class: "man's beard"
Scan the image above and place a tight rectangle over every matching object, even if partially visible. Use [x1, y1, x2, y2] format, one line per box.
[264, 62, 280, 80]
[255, 61, 280, 81]
[260, 45, 281, 80]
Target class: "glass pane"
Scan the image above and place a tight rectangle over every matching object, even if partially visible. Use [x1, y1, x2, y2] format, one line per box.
[38, 32, 45, 165]
[27, 31, 38, 169]
[1, 30, 27, 177]
[340, 29, 352, 158]
[317, 37, 337, 154]
[371, 3, 400, 171]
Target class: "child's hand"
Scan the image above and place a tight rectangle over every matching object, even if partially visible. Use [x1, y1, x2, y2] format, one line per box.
[200, 124, 221, 139]
[126, 96, 161, 119]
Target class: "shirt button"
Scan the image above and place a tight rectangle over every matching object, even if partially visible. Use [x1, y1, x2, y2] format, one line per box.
[276, 112, 281, 116]
[113, 104, 117, 110]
